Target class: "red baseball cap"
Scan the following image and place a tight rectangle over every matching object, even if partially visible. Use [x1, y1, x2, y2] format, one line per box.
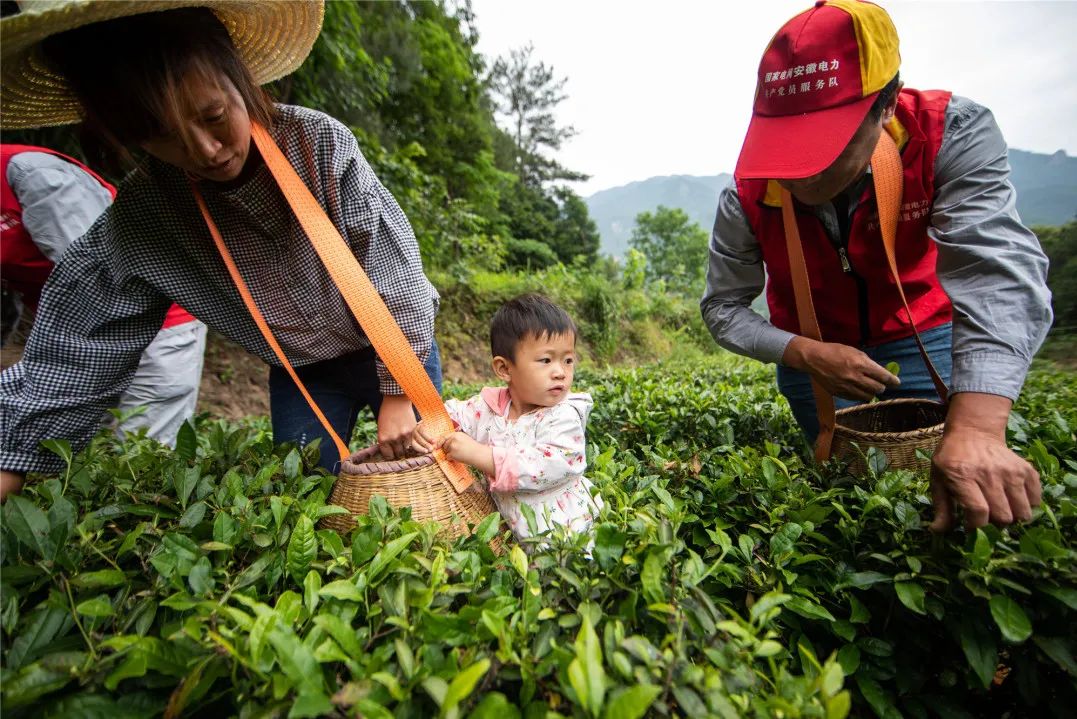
[735, 0, 901, 180]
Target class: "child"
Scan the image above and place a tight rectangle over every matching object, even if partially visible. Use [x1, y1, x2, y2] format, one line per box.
[412, 294, 602, 541]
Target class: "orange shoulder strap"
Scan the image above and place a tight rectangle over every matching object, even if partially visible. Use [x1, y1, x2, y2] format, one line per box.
[192, 122, 473, 492]
[782, 130, 948, 462]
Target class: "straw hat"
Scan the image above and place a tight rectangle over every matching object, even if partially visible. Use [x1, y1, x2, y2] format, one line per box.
[0, 0, 325, 129]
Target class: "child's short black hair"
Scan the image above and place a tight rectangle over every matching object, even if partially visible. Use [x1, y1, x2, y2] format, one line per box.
[490, 294, 577, 360]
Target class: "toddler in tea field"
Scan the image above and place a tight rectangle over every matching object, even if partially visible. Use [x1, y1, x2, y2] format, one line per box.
[412, 294, 602, 541]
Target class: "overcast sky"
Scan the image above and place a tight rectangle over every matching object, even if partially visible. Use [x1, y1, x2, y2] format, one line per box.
[470, 0, 1077, 196]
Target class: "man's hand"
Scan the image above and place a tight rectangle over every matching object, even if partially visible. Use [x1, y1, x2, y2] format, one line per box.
[930, 392, 1041, 532]
[783, 336, 900, 401]
[377, 394, 417, 460]
[0, 471, 24, 502]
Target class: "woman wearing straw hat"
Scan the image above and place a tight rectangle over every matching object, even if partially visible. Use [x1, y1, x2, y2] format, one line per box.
[0, 0, 443, 499]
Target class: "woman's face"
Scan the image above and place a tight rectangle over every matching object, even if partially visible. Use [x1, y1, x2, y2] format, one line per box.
[141, 72, 251, 183]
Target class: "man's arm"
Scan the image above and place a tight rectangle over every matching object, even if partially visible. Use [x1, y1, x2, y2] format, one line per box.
[6, 151, 112, 262]
[927, 95, 1053, 531]
[702, 183, 901, 400]
[700, 182, 796, 363]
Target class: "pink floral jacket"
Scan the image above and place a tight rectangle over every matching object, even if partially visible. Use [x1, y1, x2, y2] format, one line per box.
[444, 387, 603, 540]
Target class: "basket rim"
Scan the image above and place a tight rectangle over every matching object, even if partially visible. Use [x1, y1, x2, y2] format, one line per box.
[834, 397, 946, 443]
[340, 444, 439, 477]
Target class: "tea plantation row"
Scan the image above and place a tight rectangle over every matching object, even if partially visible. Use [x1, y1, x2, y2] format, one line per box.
[1, 355, 1074, 717]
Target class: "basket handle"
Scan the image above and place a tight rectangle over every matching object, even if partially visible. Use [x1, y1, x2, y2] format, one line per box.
[191, 122, 473, 493]
[782, 130, 948, 462]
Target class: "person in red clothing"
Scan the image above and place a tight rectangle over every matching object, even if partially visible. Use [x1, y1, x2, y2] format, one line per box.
[700, 0, 1053, 531]
[1, 144, 207, 447]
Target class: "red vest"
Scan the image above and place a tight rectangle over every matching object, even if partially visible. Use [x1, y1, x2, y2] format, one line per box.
[736, 89, 954, 347]
[1, 145, 193, 328]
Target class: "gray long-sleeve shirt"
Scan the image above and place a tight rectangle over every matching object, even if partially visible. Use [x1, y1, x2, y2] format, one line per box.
[5, 151, 114, 263]
[700, 94, 1053, 401]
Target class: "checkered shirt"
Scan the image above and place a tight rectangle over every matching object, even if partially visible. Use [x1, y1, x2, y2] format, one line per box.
[1, 104, 439, 473]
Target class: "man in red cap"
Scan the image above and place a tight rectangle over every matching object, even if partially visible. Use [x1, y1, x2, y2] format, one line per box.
[701, 0, 1053, 531]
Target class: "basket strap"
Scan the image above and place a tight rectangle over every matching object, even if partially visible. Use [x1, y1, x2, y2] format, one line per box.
[781, 188, 836, 462]
[192, 122, 474, 493]
[782, 131, 949, 462]
[871, 131, 949, 404]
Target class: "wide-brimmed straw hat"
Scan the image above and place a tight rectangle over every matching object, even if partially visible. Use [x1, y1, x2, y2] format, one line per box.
[0, 0, 325, 129]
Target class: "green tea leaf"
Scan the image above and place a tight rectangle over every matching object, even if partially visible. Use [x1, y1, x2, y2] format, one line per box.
[509, 545, 528, 579]
[367, 531, 418, 584]
[287, 515, 317, 581]
[76, 595, 115, 618]
[959, 619, 997, 688]
[303, 570, 321, 615]
[188, 556, 215, 596]
[441, 658, 490, 717]
[885, 361, 900, 377]
[40, 438, 72, 467]
[989, 594, 1032, 643]
[175, 420, 197, 461]
[894, 582, 927, 615]
[319, 579, 363, 603]
[1, 655, 79, 708]
[751, 590, 792, 624]
[1033, 636, 1077, 676]
[567, 615, 607, 717]
[786, 596, 836, 622]
[594, 524, 627, 569]
[4, 495, 55, 560]
[71, 570, 127, 590]
[468, 692, 521, 719]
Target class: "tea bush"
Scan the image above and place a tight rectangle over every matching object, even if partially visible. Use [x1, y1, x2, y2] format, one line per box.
[1, 356, 1074, 718]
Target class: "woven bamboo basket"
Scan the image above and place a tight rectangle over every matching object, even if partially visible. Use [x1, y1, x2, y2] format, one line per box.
[321, 445, 500, 540]
[832, 398, 946, 475]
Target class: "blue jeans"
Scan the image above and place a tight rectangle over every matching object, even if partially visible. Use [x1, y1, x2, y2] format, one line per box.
[269, 341, 443, 471]
[777, 324, 952, 443]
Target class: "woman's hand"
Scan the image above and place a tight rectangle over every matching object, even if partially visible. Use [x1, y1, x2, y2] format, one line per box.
[782, 336, 900, 401]
[377, 394, 416, 459]
[0, 471, 24, 502]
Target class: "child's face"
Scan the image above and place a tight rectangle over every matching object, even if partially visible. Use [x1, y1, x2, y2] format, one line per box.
[494, 332, 576, 414]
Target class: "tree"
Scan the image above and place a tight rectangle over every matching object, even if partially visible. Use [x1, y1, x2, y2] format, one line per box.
[1034, 220, 1077, 333]
[629, 206, 710, 296]
[489, 43, 585, 187]
[549, 186, 600, 264]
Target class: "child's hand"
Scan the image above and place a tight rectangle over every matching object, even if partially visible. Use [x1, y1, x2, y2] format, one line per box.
[438, 432, 495, 476]
[410, 420, 438, 455]
[438, 431, 476, 461]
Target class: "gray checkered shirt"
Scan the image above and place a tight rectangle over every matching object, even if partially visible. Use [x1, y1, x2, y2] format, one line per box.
[2, 105, 439, 473]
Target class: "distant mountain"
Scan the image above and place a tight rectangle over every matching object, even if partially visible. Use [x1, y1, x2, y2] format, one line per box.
[1007, 149, 1077, 227]
[587, 149, 1076, 257]
[585, 173, 731, 258]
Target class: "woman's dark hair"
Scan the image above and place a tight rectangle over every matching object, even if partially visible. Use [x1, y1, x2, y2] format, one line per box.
[868, 73, 902, 123]
[42, 7, 276, 173]
[490, 294, 578, 361]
